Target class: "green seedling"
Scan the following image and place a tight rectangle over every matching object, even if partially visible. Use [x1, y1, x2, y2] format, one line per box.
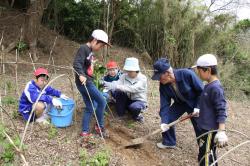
[48, 125, 58, 139]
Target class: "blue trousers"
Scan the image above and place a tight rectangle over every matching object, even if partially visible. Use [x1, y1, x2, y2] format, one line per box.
[113, 90, 146, 119]
[160, 103, 200, 146]
[76, 81, 106, 132]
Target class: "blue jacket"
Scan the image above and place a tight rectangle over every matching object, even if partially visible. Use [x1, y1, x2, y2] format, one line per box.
[198, 80, 227, 130]
[160, 69, 204, 115]
[18, 80, 61, 120]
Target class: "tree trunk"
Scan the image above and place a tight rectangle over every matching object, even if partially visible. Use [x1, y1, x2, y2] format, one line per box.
[23, 0, 49, 62]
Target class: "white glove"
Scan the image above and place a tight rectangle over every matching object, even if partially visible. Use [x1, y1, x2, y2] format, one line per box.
[160, 123, 170, 132]
[52, 98, 62, 109]
[103, 81, 116, 91]
[60, 94, 70, 100]
[192, 108, 200, 117]
[214, 131, 228, 148]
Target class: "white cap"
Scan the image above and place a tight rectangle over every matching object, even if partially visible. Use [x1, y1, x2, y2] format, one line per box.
[196, 54, 217, 67]
[91, 29, 111, 46]
[123, 57, 140, 71]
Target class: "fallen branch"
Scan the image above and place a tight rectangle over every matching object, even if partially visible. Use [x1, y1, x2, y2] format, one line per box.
[20, 74, 65, 149]
[2, 130, 29, 166]
[210, 140, 250, 166]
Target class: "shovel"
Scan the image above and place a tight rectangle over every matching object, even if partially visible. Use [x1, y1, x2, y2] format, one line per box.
[122, 113, 197, 148]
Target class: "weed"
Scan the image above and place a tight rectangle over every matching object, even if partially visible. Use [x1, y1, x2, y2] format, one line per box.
[48, 125, 58, 139]
[79, 149, 88, 166]
[2, 96, 18, 106]
[0, 124, 22, 164]
[16, 41, 27, 52]
[88, 149, 110, 166]
[126, 120, 135, 129]
[79, 148, 110, 166]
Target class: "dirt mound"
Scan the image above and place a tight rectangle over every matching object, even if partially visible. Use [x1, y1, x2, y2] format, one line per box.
[0, 9, 249, 166]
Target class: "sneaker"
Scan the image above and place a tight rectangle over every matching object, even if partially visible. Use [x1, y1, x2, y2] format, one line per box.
[80, 132, 92, 142]
[80, 132, 92, 137]
[95, 125, 109, 138]
[156, 142, 176, 149]
[36, 113, 49, 124]
[134, 114, 144, 123]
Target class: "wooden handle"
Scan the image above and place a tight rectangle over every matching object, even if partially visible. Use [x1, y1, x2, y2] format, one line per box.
[144, 113, 195, 139]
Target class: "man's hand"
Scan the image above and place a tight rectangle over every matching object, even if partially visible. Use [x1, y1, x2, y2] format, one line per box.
[79, 75, 87, 85]
[214, 131, 228, 148]
[60, 94, 70, 100]
[192, 108, 200, 117]
[52, 98, 62, 109]
[160, 123, 170, 132]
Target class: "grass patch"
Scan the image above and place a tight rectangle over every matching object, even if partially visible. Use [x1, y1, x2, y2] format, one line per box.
[79, 148, 110, 166]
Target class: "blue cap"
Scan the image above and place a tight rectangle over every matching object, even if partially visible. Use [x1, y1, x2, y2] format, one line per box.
[151, 58, 171, 80]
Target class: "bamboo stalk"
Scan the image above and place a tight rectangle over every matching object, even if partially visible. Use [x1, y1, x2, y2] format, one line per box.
[3, 130, 29, 165]
[20, 74, 65, 149]
[28, 52, 36, 71]
[48, 36, 58, 64]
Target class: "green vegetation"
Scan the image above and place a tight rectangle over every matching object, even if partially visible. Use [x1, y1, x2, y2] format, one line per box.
[0, 123, 21, 164]
[48, 125, 58, 139]
[79, 148, 110, 166]
[2, 96, 18, 106]
[16, 41, 27, 52]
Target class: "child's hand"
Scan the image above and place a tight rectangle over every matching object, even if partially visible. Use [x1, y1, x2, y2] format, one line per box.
[79, 75, 87, 85]
[214, 131, 228, 148]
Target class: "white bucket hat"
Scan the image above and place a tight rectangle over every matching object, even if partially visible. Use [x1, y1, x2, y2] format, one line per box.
[123, 57, 140, 71]
[91, 29, 111, 46]
[196, 54, 217, 67]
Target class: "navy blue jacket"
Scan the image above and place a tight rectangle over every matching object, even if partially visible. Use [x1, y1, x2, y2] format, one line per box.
[198, 80, 227, 130]
[160, 69, 204, 116]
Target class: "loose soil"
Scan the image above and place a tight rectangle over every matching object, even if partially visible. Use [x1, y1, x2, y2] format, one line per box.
[0, 9, 249, 166]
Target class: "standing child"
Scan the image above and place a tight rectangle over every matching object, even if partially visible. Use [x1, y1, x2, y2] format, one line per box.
[196, 54, 228, 166]
[73, 29, 111, 138]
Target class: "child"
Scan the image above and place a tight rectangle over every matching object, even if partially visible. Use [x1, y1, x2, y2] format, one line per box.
[103, 60, 122, 82]
[73, 29, 111, 138]
[19, 67, 68, 123]
[196, 54, 228, 166]
[103, 57, 147, 123]
[102, 60, 122, 102]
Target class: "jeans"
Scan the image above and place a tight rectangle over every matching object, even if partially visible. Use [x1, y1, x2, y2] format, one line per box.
[76, 81, 106, 132]
[113, 90, 146, 119]
[160, 103, 201, 146]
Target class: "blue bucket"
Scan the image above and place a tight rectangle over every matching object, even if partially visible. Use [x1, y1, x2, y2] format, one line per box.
[49, 98, 75, 127]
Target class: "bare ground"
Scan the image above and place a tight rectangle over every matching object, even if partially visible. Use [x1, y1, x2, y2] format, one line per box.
[0, 9, 249, 166]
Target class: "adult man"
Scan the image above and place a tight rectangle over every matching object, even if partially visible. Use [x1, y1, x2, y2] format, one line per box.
[152, 58, 203, 148]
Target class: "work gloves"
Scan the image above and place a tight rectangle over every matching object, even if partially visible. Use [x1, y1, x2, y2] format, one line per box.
[214, 131, 228, 148]
[103, 81, 117, 91]
[160, 123, 170, 132]
[192, 108, 200, 117]
[52, 98, 62, 109]
[60, 94, 70, 100]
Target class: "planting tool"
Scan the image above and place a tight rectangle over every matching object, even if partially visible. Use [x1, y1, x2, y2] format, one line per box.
[122, 113, 197, 148]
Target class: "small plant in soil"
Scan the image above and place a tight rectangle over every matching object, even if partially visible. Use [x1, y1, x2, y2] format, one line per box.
[16, 41, 27, 52]
[0, 123, 22, 164]
[48, 125, 58, 139]
[79, 148, 110, 166]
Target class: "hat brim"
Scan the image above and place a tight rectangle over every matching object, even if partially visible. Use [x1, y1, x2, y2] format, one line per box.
[151, 72, 162, 80]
